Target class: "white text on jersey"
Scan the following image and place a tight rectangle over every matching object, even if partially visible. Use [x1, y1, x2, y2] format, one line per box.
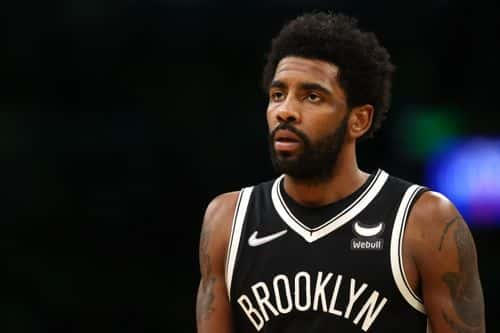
[237, 271, 387, 332]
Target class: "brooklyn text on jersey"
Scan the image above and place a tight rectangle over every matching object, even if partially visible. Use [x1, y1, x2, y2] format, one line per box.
[237, 271, 387, 332]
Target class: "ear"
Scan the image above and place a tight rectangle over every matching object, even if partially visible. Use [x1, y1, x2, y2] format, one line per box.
[347, 104, 374, 140]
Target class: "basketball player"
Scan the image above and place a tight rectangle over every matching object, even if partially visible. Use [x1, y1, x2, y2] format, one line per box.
[196, 12, 485, 332]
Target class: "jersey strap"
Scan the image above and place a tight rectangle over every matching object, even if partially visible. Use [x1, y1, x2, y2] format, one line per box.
[225, 186, 254, 300]
[390, 184, 427, 313]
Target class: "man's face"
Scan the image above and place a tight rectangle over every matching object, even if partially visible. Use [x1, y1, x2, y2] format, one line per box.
[266, 56, 349, 182]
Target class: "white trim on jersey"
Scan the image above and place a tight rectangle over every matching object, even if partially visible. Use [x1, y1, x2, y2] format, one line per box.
[225, 186, 254, 300]
[270, 169, 389, 243]
[427, 319, 433, 333]
[390, 184, 426, 314]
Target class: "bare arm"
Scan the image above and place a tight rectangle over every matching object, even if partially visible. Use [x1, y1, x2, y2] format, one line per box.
[196, 192, 239, 333]
[408, 192, 485, 333]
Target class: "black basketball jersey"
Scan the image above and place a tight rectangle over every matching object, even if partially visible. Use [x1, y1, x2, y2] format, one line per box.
[225, 169, 431, 332]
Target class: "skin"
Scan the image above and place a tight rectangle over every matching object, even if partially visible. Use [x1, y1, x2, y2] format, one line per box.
[196, 56, 485, 332]
[405, 192, 485, 333]
[196, 191, 238, 333]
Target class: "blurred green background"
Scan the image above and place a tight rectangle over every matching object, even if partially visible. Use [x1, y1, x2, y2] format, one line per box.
[2, 0, 499, 331]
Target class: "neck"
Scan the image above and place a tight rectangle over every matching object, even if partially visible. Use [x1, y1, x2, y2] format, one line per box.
[283, 144, 369, 207]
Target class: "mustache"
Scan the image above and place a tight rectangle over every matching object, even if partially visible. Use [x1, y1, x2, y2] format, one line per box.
[270, 122, 309, 143]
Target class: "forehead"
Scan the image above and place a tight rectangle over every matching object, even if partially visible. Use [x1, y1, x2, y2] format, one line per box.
[273, 56, 340, 87]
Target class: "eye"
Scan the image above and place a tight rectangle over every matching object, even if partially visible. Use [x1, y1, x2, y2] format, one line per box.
[307, 93, 321, 102]
[271, 91, 285, 102]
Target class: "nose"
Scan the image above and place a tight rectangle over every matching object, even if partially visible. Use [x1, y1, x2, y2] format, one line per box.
[275, 97, 301, 124]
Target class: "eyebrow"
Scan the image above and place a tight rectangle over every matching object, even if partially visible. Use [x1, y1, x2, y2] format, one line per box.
[270, 80, 287, 89]
[300, 82, 332, 96]
[269, 80, 332, 96]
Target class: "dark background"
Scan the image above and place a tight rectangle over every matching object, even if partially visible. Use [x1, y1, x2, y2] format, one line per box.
[2, 0, 499, 331]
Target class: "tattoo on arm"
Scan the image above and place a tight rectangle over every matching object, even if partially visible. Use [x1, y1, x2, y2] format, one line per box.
[438, 216, 459, 251]
[439, 216, 484, 333]
[442, 311, 481, 333]
[196, 222, 217, 324]
[197, 277, 216, 323]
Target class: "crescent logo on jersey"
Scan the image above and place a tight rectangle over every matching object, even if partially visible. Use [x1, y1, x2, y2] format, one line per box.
[353, 221, 385, 238]
[351, 221, 385, 251]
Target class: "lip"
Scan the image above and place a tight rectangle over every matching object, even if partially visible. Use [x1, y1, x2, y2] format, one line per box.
[274, 129, 301, 143]
[274, 129, 302, 152]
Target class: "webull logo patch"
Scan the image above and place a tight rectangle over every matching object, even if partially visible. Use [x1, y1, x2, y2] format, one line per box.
[350, 221, 385, 251]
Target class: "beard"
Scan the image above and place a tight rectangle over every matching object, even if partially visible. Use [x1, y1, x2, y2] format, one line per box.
[268, 116, 348, 184]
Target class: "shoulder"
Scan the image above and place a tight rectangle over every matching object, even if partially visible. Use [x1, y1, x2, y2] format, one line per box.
[408, 190, 457, 226]
[199, 191, 241, 271]
[405, 190, 476, 267]
[202, 191, 241, 243]
[203, 191, 241, 228]
[407, 190, 463, 241]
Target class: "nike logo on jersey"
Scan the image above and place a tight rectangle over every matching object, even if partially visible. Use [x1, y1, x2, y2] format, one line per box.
[353, 221, 384, 238]
[248, 230, 288, 247]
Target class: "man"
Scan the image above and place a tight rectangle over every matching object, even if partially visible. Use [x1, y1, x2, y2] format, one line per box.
[196, 12, 485, 332]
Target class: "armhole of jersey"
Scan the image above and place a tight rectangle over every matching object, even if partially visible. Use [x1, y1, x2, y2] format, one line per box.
[225, 186, 253, 301]
[390, 184, 427, 314]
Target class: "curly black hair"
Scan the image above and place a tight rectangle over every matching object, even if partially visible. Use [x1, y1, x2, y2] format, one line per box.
[263, 12, 395, 139]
